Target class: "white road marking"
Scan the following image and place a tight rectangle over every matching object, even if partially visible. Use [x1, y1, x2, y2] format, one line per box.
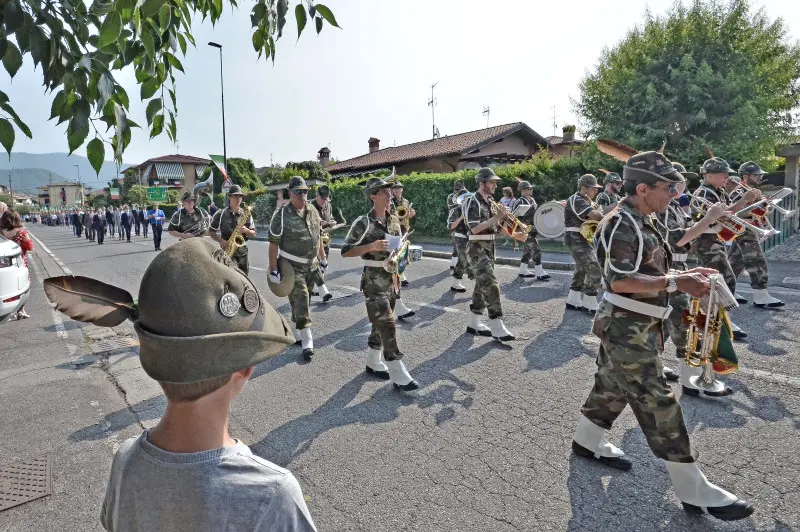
[28, 231, 73, 275]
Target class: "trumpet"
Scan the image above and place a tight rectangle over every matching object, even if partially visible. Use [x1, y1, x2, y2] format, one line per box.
[396, 202, 413, 219]
[690, 195, 774, 243]
[735, 188, 795, 222]
[490, 199, 532, 236]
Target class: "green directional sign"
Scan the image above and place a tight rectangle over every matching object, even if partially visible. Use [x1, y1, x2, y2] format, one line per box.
[146, 187, 168, 202]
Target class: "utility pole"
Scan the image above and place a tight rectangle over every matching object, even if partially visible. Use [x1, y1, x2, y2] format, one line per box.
[482, 106, 491, 128]
[428, 82, 439, 139]
[550, 105, 558, 137]
[8, 169, 12, 205]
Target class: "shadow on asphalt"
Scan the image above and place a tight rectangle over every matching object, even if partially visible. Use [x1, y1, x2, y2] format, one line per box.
[522, 312, 596, 372]
[69, 395, 166, 442]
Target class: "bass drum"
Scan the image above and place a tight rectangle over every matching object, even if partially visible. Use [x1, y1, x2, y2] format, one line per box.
[533, 201, 566, 239]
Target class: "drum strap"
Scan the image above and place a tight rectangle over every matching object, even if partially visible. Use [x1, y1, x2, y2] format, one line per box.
[603, 293, 673, 319]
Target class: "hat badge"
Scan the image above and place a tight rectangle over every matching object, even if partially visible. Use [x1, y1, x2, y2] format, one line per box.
[219, 285, 241, 318]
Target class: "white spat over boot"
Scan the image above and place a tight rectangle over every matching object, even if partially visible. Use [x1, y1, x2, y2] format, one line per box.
[466, 312, 491, 337]
[299, 328, 314, 359]
[518, 263, 535, 278]
[680, 360, 733, 397]
[582, 293, 599, 314]
[729, 320, 747, 340]
[450, 277, 467, 293]
[450, 255, 458, 269]
[566, 290, 583, 310]
[571, 415, 631, 470]
[395, 298, 415, 319]
[489, 318, 515, 342]
[318, 283, 332, 302]
[666, 461, 753, 520]
[365, 348, 390, 379]
[534, 264, 550, 280]
[386, 359, 419, 391]
[752, 289, 784, 308]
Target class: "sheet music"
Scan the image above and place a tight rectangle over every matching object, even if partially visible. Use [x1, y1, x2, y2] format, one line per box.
[513, 204, 531, 217]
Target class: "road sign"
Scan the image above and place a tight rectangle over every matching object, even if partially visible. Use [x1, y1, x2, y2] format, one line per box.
[146, 187, 167, 202]
[221, 177, 233, 192]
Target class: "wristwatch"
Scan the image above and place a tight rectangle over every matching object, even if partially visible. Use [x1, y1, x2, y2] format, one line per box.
[666, 274, 678, 293]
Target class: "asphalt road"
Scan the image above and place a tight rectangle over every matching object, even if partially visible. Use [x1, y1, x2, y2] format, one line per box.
[2, 224, 799, 532]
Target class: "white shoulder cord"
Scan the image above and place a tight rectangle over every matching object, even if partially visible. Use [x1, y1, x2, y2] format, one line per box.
[345, 215, 370, 247]
[569, 194, 589, 222]
[268, 206, 284, 238]
[598, 210, 644, 275]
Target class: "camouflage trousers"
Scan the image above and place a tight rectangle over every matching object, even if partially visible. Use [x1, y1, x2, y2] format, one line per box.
[692, 235, 736, 294]
[564, 232, 601, 295]
[520, 232, 542, 266]
[362, 267, 403, 361]
[453, 236, 473, 280]
[581, 342, 697, 462]
[313, 248, 328, 288]
[728, 236, 768, 289]
[468, 240, 502, 319]
[288, 263, 319, 330]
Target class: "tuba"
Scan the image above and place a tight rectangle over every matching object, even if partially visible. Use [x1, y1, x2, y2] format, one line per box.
[193, 173, 216, 208]
[684, 274, 740, 389]
[226, 204, 252, 257]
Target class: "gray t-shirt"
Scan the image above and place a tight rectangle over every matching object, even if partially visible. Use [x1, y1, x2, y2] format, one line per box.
[101, 432, 317, 532]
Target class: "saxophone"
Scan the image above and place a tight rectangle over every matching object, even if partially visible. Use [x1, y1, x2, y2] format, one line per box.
[226, 204, 252, 257]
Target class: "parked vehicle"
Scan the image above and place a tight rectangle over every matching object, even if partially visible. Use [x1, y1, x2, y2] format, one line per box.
[0, 236, 31, 323]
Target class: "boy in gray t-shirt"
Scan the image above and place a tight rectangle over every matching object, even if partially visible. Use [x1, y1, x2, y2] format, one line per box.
[44, 238, 313, 531]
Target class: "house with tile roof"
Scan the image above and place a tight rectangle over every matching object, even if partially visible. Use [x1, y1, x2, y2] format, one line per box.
[545, 125, 585, 159]
[321, 122, 551, 178]
[127, 154, 212, 191]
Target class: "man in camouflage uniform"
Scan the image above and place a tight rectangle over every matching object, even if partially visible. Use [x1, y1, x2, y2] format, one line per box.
[447, 187, 473, 293]
[595, 172, 623, 212]
[447, 180, 467, 270]
[268, 177, 327, 360]
[564, 174, 604, 313]
[167, 191, 210, 240]
[309, 185, 335, 302]
[656, 175, 732, 396]
[463, 167, 524, 341]
[391, 181, 415, 287]
[512, 180, 550, 280]
[691, 157, 760, 339]
[208, 185, 256, 274]
[727, 161, 784, 308]
[572, 151, 753, 521]
[341, 177, 419, 391]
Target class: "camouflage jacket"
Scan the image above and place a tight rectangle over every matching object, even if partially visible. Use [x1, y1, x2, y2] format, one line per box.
[168, 207, 210, 237]
[446, 192, 460, 211]
[312, 198, 335, 229]
[565, 193, 596, 228]
[447, 204, 469, 238]
[463, 191, 497, 235]
[595, 191, 621, 210]
[268, 202, 321, 261]
[593, 200, 673, 353]
[511, 195, 537, 225]
[341, 208, 403, 294]
[655, 199, 691, 255]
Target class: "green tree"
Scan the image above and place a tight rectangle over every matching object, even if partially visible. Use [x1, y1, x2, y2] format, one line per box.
[575, 0, 800, 168]
[126, 184, 148, 206]
[0, 1, 339, 169]
[201, 157, 262, 192]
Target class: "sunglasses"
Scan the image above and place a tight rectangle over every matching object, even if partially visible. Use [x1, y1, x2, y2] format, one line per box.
[654, 182, 682, 195]
[291, 189, 308, 196]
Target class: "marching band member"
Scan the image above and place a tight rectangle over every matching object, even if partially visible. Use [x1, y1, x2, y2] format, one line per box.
[572, 151, 753, 521]
[595, 172, 623, 212]
[691, 158, 760, 339]
[389, 179, 415, 319]
[657, 163, 732, 395]
[208, 185, 255, 274]
[341, 177, 419, 391]
[512, 180, 549, 280]
[446, 180, 467, 270]
[268, 177, 327, 360]
[309, 185, 334, 303]
[168, 192, 210, 240]
[447, 187, 472, 293]
[463, 167, 524, 341]
[564, 174, 604, 313]
[727, 161, 784, 308]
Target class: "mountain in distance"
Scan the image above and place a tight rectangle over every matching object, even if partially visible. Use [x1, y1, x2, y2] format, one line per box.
[0, 152, 133, 194]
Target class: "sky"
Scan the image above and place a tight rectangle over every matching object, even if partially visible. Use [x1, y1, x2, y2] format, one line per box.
[4, 0, 800, 174]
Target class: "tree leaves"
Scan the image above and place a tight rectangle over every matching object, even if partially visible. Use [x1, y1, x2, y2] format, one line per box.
[140, 78, 159, 100]
[295, 4, 307, 39]
[98, 10, 122, 49]
[68, 125, 89, 155]
[86, 137, 106, 174]
[146, 97, 162, 123]
[315, 16, 323, 35]
[315, 5, 339, 28]
[2, 41, 22, 78]
[70, 98, 91, 133]
[0, 118, 15, 157]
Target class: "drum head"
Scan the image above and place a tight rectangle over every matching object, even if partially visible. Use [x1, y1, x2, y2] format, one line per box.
[409, 245, 423, 261]
[534, 201, 566, 239]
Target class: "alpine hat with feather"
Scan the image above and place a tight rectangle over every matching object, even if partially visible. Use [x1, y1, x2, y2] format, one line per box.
[44, 238, 294, 383]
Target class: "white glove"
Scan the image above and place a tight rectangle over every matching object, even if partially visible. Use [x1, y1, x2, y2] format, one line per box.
[269, 271, 281, 283]
[320, 260, 328, 273]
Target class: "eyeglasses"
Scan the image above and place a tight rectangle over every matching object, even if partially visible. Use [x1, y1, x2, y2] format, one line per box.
[654, 182, 682, 195]
[291, 189, 308, 196]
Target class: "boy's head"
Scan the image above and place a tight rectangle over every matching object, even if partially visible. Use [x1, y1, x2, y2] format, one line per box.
[158, 370, 253, 403]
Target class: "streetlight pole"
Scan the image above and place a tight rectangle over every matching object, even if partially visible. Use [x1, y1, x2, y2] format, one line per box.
[73, 164, 82, 206]
[208, 42, 227, 172]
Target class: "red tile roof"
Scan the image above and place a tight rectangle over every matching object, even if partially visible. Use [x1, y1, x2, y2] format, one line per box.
[326, 122, 549, 174]
[135, 154, 211, 168]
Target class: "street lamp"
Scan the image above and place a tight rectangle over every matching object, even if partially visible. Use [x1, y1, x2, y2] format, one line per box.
[208, 42, 227, 174]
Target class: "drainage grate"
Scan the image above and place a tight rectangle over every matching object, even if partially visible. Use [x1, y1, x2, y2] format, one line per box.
[89, 337, 139, 353]
[0, 455, 52, 512]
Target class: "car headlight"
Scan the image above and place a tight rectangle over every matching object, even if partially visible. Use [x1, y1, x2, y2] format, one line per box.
[0, 256, 12, 268]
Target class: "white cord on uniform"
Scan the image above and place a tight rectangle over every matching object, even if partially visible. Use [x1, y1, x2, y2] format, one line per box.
[598, 210, 644, 275]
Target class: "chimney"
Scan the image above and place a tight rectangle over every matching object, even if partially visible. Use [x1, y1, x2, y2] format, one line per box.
[318, 147, 331, 167]
[562, 125, 576, 142]
[368, 137, 381, 153]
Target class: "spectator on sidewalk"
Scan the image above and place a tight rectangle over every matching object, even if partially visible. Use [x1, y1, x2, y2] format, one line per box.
[1, 210, 33, 319]
[120, 206, 132, 242]
[147, 204, 166, 250]
[74, 240, 316, 532]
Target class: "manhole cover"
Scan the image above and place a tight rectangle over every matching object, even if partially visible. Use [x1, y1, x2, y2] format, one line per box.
[89, 336, 139, 353]
[0, 455, 52, 512]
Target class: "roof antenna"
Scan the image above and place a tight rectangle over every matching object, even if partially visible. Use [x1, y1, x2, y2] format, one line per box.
[482, 106, 491, 128]
[428, 82, 439, 139]
[550, 105, 557, 137]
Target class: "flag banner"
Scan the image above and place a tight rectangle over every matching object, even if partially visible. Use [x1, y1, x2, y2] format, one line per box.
[209, 155, 228, 178]
[712, 308, 739, 374]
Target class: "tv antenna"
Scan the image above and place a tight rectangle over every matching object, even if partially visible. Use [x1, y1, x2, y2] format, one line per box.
[550, 105, 557, 136]
[428, 82, 439, 139]
[482, 106, 491, 128]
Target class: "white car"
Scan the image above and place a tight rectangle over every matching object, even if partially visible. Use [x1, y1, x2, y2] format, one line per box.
[0, 236, 31, 323]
